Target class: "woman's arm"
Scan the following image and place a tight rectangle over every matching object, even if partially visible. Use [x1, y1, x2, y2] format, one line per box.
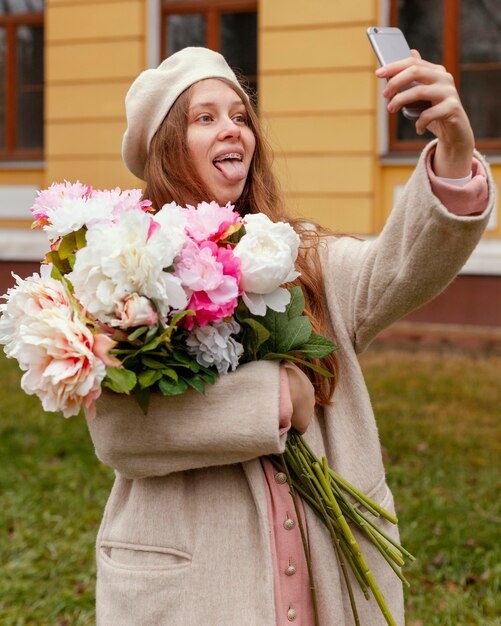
[322, 143, 494, 355]
[87, 360, 288, 479]
[321, 53, 496, 354]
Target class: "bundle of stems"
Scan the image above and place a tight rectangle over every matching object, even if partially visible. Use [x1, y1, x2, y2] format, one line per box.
[271, 429, 415, 626]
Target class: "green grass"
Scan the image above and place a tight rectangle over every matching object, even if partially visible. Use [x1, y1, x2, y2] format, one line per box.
[0, 355, 113, 626]
[360, 345, 501, 626]
[0, 346, 499, 625]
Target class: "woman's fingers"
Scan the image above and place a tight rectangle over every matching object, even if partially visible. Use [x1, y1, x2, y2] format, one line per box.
[383, 64, 452, 102]
[282, 362, 315, 434]
[375, 50, 475, 176]
[376, 54, 443, 80]
[385, 81, 456, 114]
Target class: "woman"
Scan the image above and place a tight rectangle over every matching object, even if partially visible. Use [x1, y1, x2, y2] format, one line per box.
[87, 47, 495, 625]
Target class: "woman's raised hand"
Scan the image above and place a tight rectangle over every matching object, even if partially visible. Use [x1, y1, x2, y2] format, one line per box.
[376, 50, 475, 178]
[282, 362, 316, 434]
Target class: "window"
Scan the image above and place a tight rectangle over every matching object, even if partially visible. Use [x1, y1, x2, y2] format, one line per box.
[161, 0, 257, 95]
[0, 0, 44, 161]
[390, 0, 501, 152]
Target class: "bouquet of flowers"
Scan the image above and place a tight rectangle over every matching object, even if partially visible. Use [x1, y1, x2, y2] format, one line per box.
[0, 182, 413, 626]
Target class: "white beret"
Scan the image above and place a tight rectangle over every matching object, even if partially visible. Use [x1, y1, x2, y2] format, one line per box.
[122, 47, 242, 180]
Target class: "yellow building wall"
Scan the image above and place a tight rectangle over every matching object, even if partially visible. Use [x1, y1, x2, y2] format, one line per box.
[45, 0, 146, 191]
[1, 0, 499, 242]
[259, 0, 378, 234]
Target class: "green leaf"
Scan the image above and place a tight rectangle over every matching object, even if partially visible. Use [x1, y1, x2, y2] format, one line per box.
[49, 263, 64, 283]
[46, 251, 72, 276]
[134, 386, 150, 415]
[75, 226, 87, 249]
[286, 286, 305, 319]
[139, 336, 163, 352]
[294, 332, 338, 359]
[138, 369, 163, 389]
[128, 326, 150, 342]
[241, 318, 270, 351]
[58, 232, 77, 260]
[67, 253, 76, 270]
[158, 377, 189, 396]
[140, 355, 166, 369]
[102, 367, 137, 394]
[185, 375, 206, 394]
[275, 316, 312, 353]
[171, 350, 193, 364]
[161, 367, 178, 382]
[199, 367, 218, 385]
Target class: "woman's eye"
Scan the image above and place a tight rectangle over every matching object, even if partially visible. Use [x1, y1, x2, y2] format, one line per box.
[196, 114, 212, 123]
[233, 114, 247, 124]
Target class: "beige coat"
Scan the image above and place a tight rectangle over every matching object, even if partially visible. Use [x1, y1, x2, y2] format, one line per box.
[87, 143, 495, 625]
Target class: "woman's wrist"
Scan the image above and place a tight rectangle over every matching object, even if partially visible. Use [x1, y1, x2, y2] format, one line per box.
[433, 139, 474, 179]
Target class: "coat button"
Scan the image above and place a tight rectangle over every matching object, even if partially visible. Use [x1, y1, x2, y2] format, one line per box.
[274, 472, 287, 484]
[283, 518, 295, 530]
[285, 564, 297, 576]
[287, 607, 297, 621]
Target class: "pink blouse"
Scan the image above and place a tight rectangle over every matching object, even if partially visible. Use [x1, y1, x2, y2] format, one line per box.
[261, 153, 489, 625]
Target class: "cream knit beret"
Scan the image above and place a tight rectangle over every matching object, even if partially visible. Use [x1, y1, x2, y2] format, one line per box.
[122, 47, 243, 180]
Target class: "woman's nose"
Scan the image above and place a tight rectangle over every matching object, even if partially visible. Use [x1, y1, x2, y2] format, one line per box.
[218, 118, 241, 140]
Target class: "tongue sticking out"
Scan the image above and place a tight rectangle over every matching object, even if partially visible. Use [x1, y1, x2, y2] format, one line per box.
[214, 159, 246, 182]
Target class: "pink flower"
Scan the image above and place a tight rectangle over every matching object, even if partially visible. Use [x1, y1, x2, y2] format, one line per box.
[18, 308, 109, 418]
[0, 268, 73, 366]
[30, 180, 90, 226]
[185, 201, 241, 243]
[175, 240, 240, 328]
[114, 294, 158, 329]
[92, 187, 152, 218]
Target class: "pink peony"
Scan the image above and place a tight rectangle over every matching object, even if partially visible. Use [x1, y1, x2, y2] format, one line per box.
[18, 308, 111, 418]
[175, 240, 240, 328]
[92, 187, 152, 218]
[30, 180, 90, 226]
[0, 268, 73, 366]
[185, 201, 241, 243]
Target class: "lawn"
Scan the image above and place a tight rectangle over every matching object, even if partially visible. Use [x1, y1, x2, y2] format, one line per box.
[0, 345, 499, 625]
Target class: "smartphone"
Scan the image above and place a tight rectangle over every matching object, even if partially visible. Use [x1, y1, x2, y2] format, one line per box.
[366, 26, 431, 120]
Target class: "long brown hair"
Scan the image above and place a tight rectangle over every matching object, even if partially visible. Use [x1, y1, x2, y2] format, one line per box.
[143, 79, 338, 406]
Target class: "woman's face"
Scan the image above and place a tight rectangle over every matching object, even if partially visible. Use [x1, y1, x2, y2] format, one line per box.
[186, 79, 256, 205]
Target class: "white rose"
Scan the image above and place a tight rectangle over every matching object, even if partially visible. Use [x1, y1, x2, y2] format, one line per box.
[234, 215, 300, 315]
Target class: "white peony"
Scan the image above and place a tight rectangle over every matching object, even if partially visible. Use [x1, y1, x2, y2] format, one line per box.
[68, 208, 188, 325]
[42, 194, 116, 239]
[186, 319, 243, 374]
[234, 214, 300, 316]
[153, 201, 188, 234]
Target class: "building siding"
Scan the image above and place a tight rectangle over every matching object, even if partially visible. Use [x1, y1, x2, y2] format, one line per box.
[0, 0, 499, 326]
[44, 0, 145, 189]
[260, 3, 377, 234]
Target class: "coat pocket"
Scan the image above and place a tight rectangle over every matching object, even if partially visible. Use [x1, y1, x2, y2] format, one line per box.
[99, 540, 192, 572]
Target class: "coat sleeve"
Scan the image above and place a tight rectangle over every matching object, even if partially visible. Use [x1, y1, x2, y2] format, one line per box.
[86, 360, 286, 479]
[321, 141, 497, 354]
